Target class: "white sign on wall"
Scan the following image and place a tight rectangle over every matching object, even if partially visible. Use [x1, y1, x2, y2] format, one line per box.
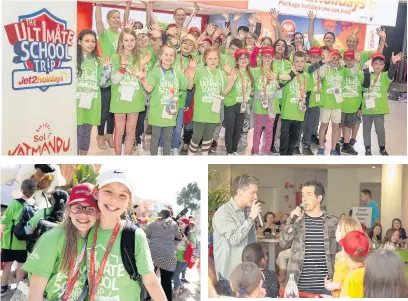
[2, 1, 77, 155]
[248, 0, 399, 27]
[352, 207, 373, 228]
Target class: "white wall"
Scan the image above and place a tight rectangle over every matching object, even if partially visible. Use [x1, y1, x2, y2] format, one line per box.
[402, 166, 408, 228]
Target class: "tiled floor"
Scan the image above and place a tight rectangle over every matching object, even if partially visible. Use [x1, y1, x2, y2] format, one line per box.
[88, 99, 407, 156]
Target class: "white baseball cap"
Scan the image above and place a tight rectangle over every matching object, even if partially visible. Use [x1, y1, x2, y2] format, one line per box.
[97, 168, 134, 198]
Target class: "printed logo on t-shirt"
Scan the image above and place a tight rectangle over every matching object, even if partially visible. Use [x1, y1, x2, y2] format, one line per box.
[121, 74, 140, 89]
[159, 76, 179, 99]
[343, 75, 360, 97]
[77, 66, 98, 91]
[200, 75, 222, 95]
[368, 76, 382, 97]
[326, 68, 342, 89]
[52, 265, 86, 300]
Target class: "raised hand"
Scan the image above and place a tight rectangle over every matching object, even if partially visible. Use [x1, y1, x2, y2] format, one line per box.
[213, 28, 223, 40]
[102, 56, 112, 67]
[223, 25, 231, 37]
[167, 26, 181, 37]
[228, 68, 239, 82]
[140, 52, 151, 66]
[205, 23, 216, 36]
[189, 58, 199, 70]
[248, 14, 257, 26]
[307, 11, 317, 20]
[291, 66, 299, 75]
[352, 26, 361, 36]
[376, 28, 386, 40]
[267, 71, 278, 81]
[391, 52, 404, 64]
[269, 8, 279, 20]
[254, 12, 261, 23]
[354, 51, 361, 63]
[150, 23, 163, 32]
[222, 12, 229, 22]
[149, 29, 161, 39]
[124, 19, 135, 29]
[131, 67, 146, 79]
[223, 63, 233, 75]
[233, 13, 242, 22]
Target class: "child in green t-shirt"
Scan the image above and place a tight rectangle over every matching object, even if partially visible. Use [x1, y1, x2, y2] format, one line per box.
[279, 51, 313, 155]
[76, 29, 112, 156]
[110, 29, 151, 156]
[362, 52, 404, 155]
[90, 168, 165, 301]
[137, 45, 195, 155]
[23, 184, 99, 301]
[1, 179, 36, 296]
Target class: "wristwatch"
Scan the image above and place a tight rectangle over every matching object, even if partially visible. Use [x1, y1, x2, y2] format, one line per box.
[247, 216, 254, 223]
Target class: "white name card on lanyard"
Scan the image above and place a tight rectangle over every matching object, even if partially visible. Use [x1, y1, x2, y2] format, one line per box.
[120, 85, 135, 102]
[207, 68, 224, 113]
[78, 93, 95, 109]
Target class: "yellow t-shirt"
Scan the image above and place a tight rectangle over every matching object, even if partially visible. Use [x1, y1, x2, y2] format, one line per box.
[332, 252, 349, 297]
[340, 267, 365, 298]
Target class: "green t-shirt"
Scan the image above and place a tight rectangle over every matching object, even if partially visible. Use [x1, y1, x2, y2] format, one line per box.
[86, 223, 154, 301]
[77, 56, 102, 126]
[110, 53, 145, 114]
[176, 232, 197, 262]
[362, 72, 393, 115]
[251, 67, 280, 115]
[28, 208, 53, 229]
[23, 227, 87, 301]
[147, 67, 188, 127]
[140, 45, 157, 72]
[220, 53, 236, 68]
[321, 66, 348, 109]
[99, 29, 119, 58]
[308, 64, 323, 108]
[273, 59, 292, 105]
[1, 199, 26, 250]
[223, 70, 252, 107]
[173, 53, 192, 108]
[193, 67, 227, 124]
[281, 73, 313, 121]
[342, 71, 364, 113]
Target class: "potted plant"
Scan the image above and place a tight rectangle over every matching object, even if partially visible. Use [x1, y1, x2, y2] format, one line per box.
[208, 170, 231, 234]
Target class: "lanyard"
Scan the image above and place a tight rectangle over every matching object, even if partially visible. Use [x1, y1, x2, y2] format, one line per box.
[369, 73, 381, 94]
[161, 67, 177, 98]
[316, 71, 321, 91]
[238, 70, 249, 101]
[206, 67, 224, 94]
[62, 242, 87, 301]
[296, 73, 307, 100]
[89, 222, 121, 301]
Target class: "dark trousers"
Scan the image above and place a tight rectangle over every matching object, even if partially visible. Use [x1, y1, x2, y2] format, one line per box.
[136, 106, 147, 144]
[271, 106, 282, 152]
[97, 86, 114, 135]
[224, 103, 245, 154]
[155, 267, 173, 301]
[280, 119, 303, 155]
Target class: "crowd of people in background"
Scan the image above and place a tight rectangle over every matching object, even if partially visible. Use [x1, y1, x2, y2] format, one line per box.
[0, 165, 200, 301]
[209, 176, 408, 298]
[76, 1, 404, 156]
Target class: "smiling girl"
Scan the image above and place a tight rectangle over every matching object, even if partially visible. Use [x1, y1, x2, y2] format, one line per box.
[23, 184, 99, 301]
[90, 168, 166, 301]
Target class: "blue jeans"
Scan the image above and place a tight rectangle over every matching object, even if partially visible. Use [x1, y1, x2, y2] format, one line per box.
[173, 261, 188, 289]
[159, 108, 184, 149]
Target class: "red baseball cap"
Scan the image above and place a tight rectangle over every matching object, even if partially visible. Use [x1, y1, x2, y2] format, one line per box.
[261, 46, 275, 56]
[68, 183, 98, 209]
[330, 49, 341, 58]
[179, 217, 190, 225]
[339, 230, 369, 257]
[201, 37, 213, 46]
[343, 50, 355, 59]
[309, 46, 322, 56]
[372, 53, 385, 61]
[234, 48, 249, 61]
[189, 27, 200, 34]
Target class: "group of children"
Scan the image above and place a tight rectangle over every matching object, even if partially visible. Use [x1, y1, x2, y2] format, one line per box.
[76, 3, 404, 155]
[0, 168, 169, 300]
[215, 216, 407, 298]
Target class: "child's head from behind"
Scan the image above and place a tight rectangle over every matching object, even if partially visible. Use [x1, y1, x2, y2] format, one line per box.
[21, 179, 36, 199]
[339, 230, 369, 267]
[242, 243, 268, 269]
[293, 51, 306, 71]
[93, 168, 133, 220]
[336, 216, 363, 242]
[230, 262, 265, 298]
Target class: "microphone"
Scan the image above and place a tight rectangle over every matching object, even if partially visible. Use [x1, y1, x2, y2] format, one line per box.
[255, 200, 264, 228]
[290, 203, 306, 224]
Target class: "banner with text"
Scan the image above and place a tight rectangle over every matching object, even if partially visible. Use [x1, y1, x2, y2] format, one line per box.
[248, 0, 399, 27]
[352, 207, 373, 228]
[2, 1, 77, 155]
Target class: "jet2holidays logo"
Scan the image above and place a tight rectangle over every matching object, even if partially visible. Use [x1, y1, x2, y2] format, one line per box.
[4, 8, 75, 91]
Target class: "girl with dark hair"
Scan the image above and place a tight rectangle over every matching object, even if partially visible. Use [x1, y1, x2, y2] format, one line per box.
[145, 209, 183, 301]
[76, 29, 112, 156]
[242, 243, 280, 297]
[381, 228, 400, 250]
[222, 49, 254, 155]
[392, 218, 407, 240]
[289, 32, 308, 61]
[262, 211, 279, 234]
[368, 223, 382, 247]
[364, 249, 408, 298]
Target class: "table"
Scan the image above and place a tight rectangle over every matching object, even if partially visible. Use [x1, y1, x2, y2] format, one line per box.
[257, 238, 280, 271]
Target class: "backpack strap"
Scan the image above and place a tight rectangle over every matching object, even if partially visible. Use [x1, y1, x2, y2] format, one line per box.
[42, 192, 51, 208]
[15, 198, 26, 205]
[120, 221, 140, 281]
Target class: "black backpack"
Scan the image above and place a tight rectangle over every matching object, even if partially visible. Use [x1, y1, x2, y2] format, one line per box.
[11, 199, 37, 243]
[120, 222, 148, 301]
[26, 209, 58, 253]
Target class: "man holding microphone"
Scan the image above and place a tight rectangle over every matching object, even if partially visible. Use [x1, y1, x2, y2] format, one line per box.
[279, 180, 340, 296]
[212, 174, 262, 295]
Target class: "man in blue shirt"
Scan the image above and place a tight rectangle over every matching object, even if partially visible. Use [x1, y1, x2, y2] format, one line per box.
[360, 189, 380, 228]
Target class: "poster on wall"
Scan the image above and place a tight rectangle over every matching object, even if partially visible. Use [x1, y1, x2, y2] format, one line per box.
[248, 0, 399, 27]
[2, 1, 77, 156]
